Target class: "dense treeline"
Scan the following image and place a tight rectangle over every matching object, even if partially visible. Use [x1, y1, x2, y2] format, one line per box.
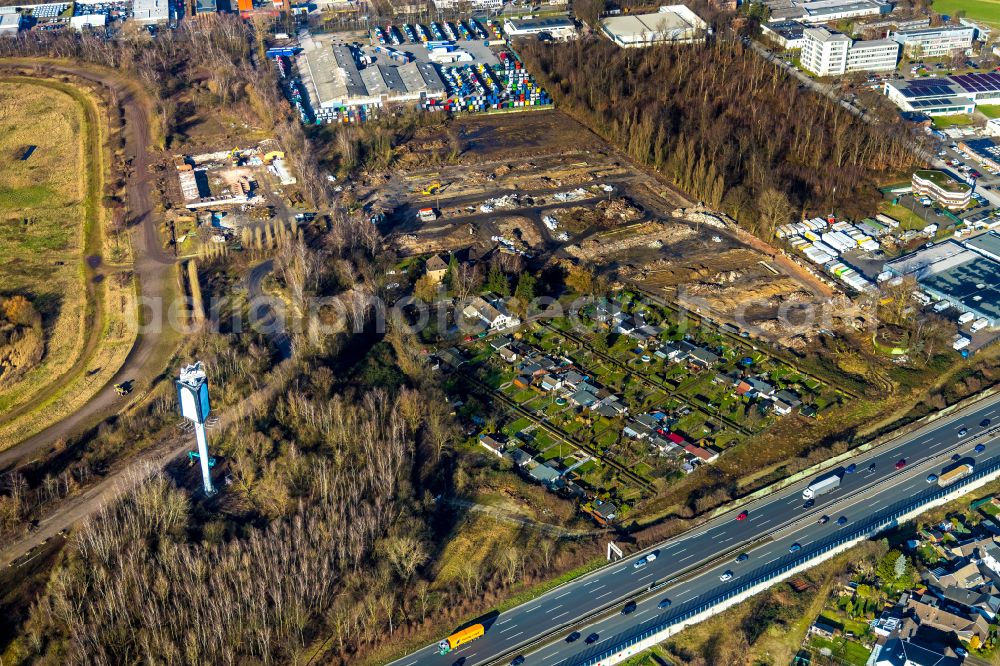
[24, 391, 407, 665]
[518, 38, 921, 233]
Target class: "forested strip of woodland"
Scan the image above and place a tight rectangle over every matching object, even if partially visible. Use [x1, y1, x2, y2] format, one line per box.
[518, 38, 921, 235]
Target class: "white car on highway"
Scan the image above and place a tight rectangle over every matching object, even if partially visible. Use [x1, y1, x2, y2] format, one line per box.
[719, 571, 733, 581]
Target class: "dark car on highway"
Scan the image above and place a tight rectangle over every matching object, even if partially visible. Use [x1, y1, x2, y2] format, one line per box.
[789, 543, 802, 553]
[895, 459, 907, 470]
[566, 631, 581, 643]
[845, 463, 856, 474]
[510, 658, 525, 666]
[976, 443, 986, 453]
[585, 633, 600, 644]
[868, 462, 876, 472]
[837, 516, 848, 526]
[622, 601, 637, 615]
[658, 598, 672, 608]
[736, 553, 750, 562]
[982, 418, 992, 428]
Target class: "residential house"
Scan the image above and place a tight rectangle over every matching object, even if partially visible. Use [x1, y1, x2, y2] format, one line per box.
[905, 597, 991, 643]
[980, 543, 1000, 575]
[463, 294, 521, 331]
[490, 335, 514, 351]
[594, 397, 628, 418]
[684, 443, 719, 463]
[505, 447, 534, 468]
[569, 390, 600, 409]
[807, 618, 838, 638]
[499, 346, 520, 364]
[934, 561, 986, 589]
[425, 254, 449, 283]
[539, 374, 562, 392]
[745, 377, 776, 399]
[591, 499, 618, 525]
[679, 341, 720, 368]
[561, 370, 587, 391]
[655, 342, 682, 361]
[436, 347, 465, 368]
[773, 399, 794, 416]
[734, 380, 754, 397]
[775, 389, 802, 407]
[479, 433, 508, 457]
[937, 586, 1000, 621]
[528, 462, 561, 485]
[873, 637, 961, 666]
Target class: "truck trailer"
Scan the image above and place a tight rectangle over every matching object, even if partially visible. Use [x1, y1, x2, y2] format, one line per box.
[938, 462, 974, 487]
[802, 472, 841, 500]
[438, 624, 484, 655]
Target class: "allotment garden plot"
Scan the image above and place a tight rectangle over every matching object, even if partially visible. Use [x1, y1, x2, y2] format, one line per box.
[451, 297, 851, 509]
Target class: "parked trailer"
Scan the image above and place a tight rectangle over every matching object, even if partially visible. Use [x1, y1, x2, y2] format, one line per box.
[802, 473, 841, 500]
[938, 462, 974, 487]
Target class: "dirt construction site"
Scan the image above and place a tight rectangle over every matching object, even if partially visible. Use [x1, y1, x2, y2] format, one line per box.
[367, 110, 843, 348]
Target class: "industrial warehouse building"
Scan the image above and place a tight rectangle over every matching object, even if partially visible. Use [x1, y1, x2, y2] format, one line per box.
[958, 138, 1000, 172]
[884, 235, 1000, 327]
[764, 0, 890, 24]
[889, 25, 975, 57]
[297, 33, 446, 117]
[883, 73, 1000, 116]
[599, 5, 708, 47]
[503, 17, 576, 39]
[132, 0, 169, 23]
[911, 169, 972, 210]
[800, 26, 898, 76]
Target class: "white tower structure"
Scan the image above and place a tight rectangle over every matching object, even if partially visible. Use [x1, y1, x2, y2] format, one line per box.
[176, 361, 215, 495]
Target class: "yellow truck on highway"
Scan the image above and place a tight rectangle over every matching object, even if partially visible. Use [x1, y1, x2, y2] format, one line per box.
[938, 462, 973, 487]
[438, 624, 484, 655]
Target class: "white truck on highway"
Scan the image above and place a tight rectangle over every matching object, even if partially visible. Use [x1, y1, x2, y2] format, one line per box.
[803, 473, 841, 500]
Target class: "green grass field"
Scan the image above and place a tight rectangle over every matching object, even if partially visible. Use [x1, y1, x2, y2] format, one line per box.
[932, 0, 1000, 27]
[932, 114, 975, 129]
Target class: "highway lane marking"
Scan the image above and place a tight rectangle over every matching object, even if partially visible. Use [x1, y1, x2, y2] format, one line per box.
[635, 609, 652, 617]
[679, 553, 697, 563]
[552, 610, 570, 620]
[498, 618, 512, 625]
[500, 625, 519, 634]
[591, 584, 606, 591]
[402, 661, 417, 666]
[719, 536, 734, 544]
[550, 605, 563, 611]
[556, 590, 573, 599]
[507, 631, 523, 640]
[525, 605, 541, 613]
[596, 590, 614, 599]
[749, 513, 765, 522]
[638, 572, 655, 581]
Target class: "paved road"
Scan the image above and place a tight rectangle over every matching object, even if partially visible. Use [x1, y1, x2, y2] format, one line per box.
[0, 61, 173, 474]
[390, 392, 1000, 666]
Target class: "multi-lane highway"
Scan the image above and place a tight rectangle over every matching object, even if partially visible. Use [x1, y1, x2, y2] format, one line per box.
[389, 391, 1000, 666]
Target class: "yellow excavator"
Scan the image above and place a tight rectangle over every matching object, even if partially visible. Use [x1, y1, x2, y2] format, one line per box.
[421, 181, 449, 196]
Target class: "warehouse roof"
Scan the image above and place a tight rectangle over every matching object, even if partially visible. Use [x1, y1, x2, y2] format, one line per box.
[964, 231, 1000, 262]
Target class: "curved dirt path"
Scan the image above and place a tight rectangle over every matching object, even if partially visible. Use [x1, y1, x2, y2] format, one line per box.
[0, 60, 174, 472]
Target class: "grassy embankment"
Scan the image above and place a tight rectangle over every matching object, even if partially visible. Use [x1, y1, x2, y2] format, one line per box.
[0, 77, 137, 451]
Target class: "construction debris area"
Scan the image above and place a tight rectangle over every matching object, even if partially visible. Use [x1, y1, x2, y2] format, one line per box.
[371, 111, 831, 347]
[168, 140, 299, 251]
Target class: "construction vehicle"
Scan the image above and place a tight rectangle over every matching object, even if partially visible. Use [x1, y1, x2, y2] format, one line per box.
[422, 181, 442, 195]
[187, 451, 217, 468]
[113, 383, 131, 396]
[438, 624, 484, 655]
